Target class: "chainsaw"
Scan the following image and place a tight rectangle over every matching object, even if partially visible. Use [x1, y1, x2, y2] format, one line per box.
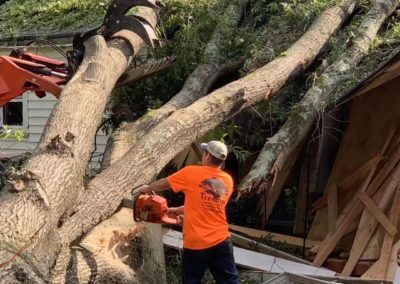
[122, 187, 180, 225]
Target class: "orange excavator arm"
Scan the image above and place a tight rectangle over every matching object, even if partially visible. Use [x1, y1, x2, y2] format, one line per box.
[0, 0, 169, 109]
[0, 52, 68, 107]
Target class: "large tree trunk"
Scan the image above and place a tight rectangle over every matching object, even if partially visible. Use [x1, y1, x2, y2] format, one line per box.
[0, 7, 158, 283]
[237, 0, 398, 208]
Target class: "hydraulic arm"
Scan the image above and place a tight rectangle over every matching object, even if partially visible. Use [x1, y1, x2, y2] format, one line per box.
[0, 0, 174, 108]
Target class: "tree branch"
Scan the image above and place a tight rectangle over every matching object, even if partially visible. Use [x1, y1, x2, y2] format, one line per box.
[58, 0, 358, 245]
[102, 0, 249, 167]
[238, 0, 398, 196]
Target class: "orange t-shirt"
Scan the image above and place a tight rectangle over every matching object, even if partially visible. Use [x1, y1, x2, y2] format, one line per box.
[167, 165, 234, 250]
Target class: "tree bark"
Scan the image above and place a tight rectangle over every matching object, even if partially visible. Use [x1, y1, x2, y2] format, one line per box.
[102, 0, 249, 167]
[0, 7, 158, 283]
[56, 0, 358, 249]
[238, 0, 398, 197]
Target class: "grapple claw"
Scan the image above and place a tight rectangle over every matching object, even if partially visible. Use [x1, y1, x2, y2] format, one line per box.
[103, 15, 155, 47]
[70, 0, 161, 74]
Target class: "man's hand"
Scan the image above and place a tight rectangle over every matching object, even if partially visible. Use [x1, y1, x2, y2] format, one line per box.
[168, 206, 184, 215]
[134, 178, 170, 195]
[136, 184, 151, 194]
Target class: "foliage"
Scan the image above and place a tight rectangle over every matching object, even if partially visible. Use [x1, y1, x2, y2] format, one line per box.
[0, 125, 24, 142]
[340, 18, 400, 92]
[0, 126, 26, 191]
[243, 0, 342, 71]
[112, 0, 233, 117]
[0, 0, 106, 35]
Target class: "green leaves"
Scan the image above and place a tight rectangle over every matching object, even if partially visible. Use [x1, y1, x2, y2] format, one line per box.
[0, 125, 25, 142]
[0, 0, 105, 35]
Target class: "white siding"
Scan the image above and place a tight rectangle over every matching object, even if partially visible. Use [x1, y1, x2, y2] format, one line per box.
[0, 46, 109, 168]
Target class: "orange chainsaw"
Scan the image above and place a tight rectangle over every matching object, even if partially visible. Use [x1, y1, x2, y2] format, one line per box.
[122, 188, 180, 225]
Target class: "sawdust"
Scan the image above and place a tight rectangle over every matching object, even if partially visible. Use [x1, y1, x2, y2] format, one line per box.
[77, 208, 143, 282]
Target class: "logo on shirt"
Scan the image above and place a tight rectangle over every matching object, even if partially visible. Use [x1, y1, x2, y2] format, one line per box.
[199, 177, 227, 200]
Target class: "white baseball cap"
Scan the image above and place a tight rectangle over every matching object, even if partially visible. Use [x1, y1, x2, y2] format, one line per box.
[200, 141, 228, 160]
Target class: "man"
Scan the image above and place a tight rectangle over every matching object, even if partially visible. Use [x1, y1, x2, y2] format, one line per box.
[138, 140, 239, 284]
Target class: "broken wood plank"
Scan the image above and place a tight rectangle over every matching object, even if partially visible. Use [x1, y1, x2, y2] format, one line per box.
[376, 186, 400, 279]
[358, 192, 397, 236]
[313, 133, 399, 267]
[340, 179, 396, 276]
[361, 239, 400, 281]
[242, 270, 388, 283]
[312, 155, 384, 211]
[229, 224, 320, 248]
[230, 232, 310, 265]
[327, 185, 338, 233]
[360, 226, 385, 260]
[313, 176, 374, 267]
[339, 155, 383, 189]
[265, 273, 337, 284]
[294, 155, 309, 235]
[163, 230, 336, 277]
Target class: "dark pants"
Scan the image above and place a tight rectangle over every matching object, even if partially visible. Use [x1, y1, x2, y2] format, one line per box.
[182, 238, 239, 284]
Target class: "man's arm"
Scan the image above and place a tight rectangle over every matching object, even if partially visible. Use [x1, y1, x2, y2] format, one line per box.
[168, 206, 184, 215]
[137, 178, 170, 194]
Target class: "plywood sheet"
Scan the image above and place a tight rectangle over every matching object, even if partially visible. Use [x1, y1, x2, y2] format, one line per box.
[163, 230, 336, 277]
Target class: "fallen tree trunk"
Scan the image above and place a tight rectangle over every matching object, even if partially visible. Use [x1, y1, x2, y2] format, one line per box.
[0, 6, 158, 283]
[102, 0, 249, 167]
[57, 0, 358, 247]
[237, 0, 398, 201]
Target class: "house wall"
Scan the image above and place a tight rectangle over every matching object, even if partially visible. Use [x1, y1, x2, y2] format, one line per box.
[0, 45, 109, 169]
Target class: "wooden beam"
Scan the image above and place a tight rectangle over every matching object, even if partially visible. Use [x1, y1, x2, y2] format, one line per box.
[229, 224, 320, 248]
[376, 186, 400, 279]
[313, 132, 398, 267]
[311, 155, 384, 211]
[362, 239, 400, 281]
[339, 155, 383, 189]
[327, 185, 338, 233]
[341, 175, 397, 276]
[294, 156, 309, 235]
[230, 232, 311, 265]
[163, 230, 336, 276]
[358, 192, 397, 236]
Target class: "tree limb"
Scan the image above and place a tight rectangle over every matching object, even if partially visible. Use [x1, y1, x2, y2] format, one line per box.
[102, 0, 249, 167]
[58, 0, 358, 245]
[238, 0, 398, 196]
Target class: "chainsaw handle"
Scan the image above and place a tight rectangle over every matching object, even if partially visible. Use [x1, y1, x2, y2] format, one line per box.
[132, 185, 158, 197]
[132, 185, 146, 196]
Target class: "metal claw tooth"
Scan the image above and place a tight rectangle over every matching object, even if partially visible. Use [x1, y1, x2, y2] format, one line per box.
[103, 15, 154, 47]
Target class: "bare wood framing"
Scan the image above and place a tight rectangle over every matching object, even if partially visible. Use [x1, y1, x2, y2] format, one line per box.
[376, 187, 400, 279]
[358, 192, 397, 236]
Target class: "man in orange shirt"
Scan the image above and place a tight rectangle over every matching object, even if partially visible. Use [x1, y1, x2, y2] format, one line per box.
[138, 140, 239, 284]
